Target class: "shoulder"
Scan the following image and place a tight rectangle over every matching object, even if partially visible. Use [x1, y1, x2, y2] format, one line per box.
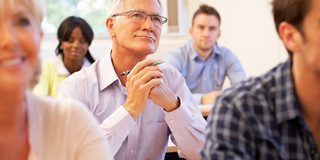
[26, 92, 111, 159]
[41, 57, 55, 68]
[212, 60, 291, 122]
[214, 45, 242, 65]
[214, 63, 282, 115]
[28, 93, 94, 131]
[214, 45, 236, 57]
[63, 61, 98, 87]
[164, 40, 194, 68]
[160, 64, 183, 78]
[42, 56, 56, 63]
[28, 92, 88, 116]
[59, 59, 104, 99]
[165, 47, 185, 62]
[167, 40, 193, 56]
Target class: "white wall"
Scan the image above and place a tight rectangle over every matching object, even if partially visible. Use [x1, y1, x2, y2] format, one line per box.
[216, 0, 288, 77]
[39, 0, 289, 79]
[186, 0, 288, 77]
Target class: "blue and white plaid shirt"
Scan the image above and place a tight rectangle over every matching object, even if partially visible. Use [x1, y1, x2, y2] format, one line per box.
[201, 59, 320, 160]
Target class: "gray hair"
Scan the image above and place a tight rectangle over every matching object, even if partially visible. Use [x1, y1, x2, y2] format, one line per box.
[106, 0, 163, 18]
[0, 0, 45, 26]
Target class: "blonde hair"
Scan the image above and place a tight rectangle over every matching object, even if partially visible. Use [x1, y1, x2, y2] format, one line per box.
[0, 0, 45, 89]
[0, 0, 45, 26]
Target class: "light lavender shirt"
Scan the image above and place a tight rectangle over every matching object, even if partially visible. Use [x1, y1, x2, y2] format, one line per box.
[58, 54, 207, 160]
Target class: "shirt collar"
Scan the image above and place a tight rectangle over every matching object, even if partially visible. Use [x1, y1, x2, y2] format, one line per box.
[189, 40, 222, 61]
[98, 52, 120, 92]
[53, 54, 91, 75]
[274, 59, 302, 124]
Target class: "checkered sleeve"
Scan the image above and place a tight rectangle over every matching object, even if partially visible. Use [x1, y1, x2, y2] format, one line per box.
[201, 94, 253, 160]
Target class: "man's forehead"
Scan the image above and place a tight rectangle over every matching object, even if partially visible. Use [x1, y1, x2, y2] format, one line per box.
[122, 0, 162, 14]
[194, 20, 219, 27]
[194, 15, 220, 26]
[195, 23, 219, 28]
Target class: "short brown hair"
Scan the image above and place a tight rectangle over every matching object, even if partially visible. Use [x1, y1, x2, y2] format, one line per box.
[192, 4, 221, 26]
[272, 0, 311, 58]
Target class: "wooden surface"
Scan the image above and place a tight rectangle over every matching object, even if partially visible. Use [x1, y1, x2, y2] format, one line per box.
[166, 139, 178, 153]
[199, 104, 212, 117]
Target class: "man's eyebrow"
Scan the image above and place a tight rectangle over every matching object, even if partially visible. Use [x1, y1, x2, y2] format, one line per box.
[196, 24, 205, 27]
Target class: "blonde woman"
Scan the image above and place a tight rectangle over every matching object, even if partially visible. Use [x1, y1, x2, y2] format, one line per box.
[0, 0, 112, 159]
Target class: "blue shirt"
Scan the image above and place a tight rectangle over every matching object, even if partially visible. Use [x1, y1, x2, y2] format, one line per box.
[164, 40, 246, 104]
[201, 59, 320, 160]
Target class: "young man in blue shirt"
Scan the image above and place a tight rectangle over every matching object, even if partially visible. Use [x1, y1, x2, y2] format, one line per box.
[164, 4, 246, 105]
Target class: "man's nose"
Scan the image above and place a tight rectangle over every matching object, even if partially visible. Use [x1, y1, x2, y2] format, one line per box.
[202, 28, 210, 36]
[141, 16, 154, 32]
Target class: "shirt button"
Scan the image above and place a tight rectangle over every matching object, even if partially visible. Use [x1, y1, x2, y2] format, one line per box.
[203, 78, 207, 81]
[170, 120, 174, 124]
[130, 150, 134, 154]
[311, 149, 316, 155]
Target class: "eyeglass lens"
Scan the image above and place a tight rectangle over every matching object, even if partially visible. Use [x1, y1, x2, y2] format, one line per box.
[129, 11, 166, 25]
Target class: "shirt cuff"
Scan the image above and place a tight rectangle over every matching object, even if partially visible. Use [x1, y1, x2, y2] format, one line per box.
[164, 99, 194, 132]
[100, 106, 136, 138]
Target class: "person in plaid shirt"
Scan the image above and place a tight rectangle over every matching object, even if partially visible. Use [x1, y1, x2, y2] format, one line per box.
[201, 0, 320, 159]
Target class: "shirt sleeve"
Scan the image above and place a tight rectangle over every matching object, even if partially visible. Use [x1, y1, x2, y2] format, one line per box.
[58, 78, 86, 103]
[99, 106, 137, 157]
[58, 77, 136, 157]
[163, 66, 207, 160]
[224, 50, 247, 84]
[201, 94, 251, 160]
[163, 49, 184, 72]
[33, 60, 50, 96]
[65, 100, 114, 160]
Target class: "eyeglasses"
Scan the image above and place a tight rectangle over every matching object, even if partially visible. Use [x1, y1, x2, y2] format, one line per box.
[112, 10, 168, 26]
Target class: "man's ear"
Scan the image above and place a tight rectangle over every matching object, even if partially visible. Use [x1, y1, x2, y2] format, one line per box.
[106, 17, 116, 38]
[188, 27, 193, 36]
[278, 22, 303, 53]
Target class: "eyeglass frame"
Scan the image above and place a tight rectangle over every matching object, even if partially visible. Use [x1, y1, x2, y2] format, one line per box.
[111, 10, 168, 25]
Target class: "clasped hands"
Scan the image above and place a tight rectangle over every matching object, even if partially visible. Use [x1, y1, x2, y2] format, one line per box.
[123, 59, 179, 119]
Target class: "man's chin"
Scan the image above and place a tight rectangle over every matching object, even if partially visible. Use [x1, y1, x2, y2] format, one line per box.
[136, 45, 157, 55]
[201, 43, 214, 49]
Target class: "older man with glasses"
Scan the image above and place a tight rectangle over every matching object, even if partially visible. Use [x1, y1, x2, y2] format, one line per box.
[58, 0, 207, 160]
